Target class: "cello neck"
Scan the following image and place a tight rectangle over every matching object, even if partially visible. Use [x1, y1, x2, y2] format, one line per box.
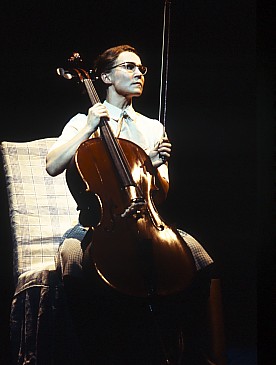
[79, 70, 142, 192]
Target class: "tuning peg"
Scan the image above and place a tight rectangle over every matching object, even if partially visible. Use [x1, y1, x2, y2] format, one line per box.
[88, 69, 100, 81]
[56, 68, 74, 80]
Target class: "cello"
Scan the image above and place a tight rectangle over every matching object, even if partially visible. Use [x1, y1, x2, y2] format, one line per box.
[57, 53, 196, 298]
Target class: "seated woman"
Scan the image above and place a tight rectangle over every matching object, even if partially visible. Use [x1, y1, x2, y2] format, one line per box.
[46, 44, 214, 365]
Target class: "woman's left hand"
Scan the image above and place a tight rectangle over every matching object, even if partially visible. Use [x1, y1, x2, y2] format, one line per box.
[149, 138, 172, 168]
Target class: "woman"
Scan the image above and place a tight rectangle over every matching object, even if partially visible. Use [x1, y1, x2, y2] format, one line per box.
[46, 44, 213, 365]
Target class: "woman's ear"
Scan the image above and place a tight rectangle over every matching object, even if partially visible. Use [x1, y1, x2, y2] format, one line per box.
[101, 72, 112, 85]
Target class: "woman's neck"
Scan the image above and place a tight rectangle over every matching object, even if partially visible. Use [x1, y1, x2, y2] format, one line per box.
[106, 92, 132, 110]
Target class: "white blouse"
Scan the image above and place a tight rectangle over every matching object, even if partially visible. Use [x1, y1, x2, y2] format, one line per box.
[50, 101, 169, 181]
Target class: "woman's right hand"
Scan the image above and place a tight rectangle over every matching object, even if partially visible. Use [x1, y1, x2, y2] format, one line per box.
[86, 103, 110, 132]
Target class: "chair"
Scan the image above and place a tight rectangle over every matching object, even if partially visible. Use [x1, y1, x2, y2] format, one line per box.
[1, 138, 81, 364]
[0, 138, 227, 365]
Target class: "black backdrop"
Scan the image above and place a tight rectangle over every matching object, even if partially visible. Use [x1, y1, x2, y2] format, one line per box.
[0, 0, 274, 363]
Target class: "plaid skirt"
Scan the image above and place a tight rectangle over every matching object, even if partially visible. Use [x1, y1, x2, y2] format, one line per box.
[56, 224, 214, 278]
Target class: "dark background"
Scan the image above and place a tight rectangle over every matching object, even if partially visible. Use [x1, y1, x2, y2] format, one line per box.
[0, 0, 274, 363]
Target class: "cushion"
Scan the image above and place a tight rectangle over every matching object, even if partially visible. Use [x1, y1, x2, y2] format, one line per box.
[0, 138, 79, 279]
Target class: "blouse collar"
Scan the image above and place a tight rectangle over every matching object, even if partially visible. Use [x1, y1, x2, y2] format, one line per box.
[103, 100, 137, 122]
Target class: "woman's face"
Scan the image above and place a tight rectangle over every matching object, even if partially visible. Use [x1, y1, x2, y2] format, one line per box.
[106, 51, 146, 98]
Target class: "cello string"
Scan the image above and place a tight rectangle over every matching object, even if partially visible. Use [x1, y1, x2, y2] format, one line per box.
[84, 78, 139, 187]
[84, 77, 123, 137]
[84, 78, 100, 104]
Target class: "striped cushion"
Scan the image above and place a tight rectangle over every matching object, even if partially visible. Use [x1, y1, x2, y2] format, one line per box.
[1, 138, 79, 278]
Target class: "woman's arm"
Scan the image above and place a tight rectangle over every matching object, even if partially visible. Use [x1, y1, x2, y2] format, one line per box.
[149, 137, 171, 205]
[46, 123, 93, 176]
[153, 165, 170, 205]
[46, 103, 109, 176]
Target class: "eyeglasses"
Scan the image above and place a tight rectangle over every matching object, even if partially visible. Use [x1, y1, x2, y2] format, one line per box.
[109, 62, 147, 75]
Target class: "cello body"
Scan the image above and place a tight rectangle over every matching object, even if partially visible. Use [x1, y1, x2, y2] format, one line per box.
[66, 136, 196, 297]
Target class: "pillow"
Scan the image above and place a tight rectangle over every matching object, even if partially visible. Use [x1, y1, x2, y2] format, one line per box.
[0, 138, 79, 279]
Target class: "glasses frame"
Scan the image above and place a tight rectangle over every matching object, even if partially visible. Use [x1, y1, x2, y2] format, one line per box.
[108, 62, 147, 76]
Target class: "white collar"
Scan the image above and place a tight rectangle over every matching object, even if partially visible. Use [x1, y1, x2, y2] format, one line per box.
[103, 100, 136, 122]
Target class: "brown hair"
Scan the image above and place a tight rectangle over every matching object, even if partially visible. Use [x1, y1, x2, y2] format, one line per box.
[94, 44, 138, 75]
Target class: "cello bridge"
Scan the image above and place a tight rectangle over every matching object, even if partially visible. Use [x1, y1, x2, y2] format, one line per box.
[121, 198, 147, 219]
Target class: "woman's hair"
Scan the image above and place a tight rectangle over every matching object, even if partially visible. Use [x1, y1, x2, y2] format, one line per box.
[94, 44, 138, 76]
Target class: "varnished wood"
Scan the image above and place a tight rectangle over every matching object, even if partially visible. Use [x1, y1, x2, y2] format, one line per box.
[67, 137, 196, 297]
